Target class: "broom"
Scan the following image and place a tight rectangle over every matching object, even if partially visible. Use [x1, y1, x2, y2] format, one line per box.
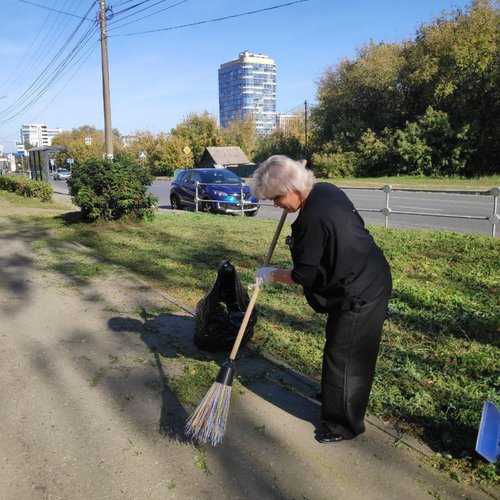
[185, 209, 288, 445]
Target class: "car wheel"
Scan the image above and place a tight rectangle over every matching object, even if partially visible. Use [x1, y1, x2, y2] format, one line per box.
[245, 208, 259, 217]
[170, 194, 183, 210]
[202, 199, 216, 214]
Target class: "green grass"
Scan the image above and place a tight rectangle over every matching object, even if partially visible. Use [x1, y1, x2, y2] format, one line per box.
[46, 252, 109, 283]
[323, 174, 500, 190]
[175, 173, 500, 191]
[1, 191, 498, 484]
[0, 188, 69, 210]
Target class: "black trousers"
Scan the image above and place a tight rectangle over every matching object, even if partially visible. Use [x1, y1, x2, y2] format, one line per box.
[321, 291, 390, 439]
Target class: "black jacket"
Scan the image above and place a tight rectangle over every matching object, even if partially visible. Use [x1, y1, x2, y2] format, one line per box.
[289, 183, 391, 313]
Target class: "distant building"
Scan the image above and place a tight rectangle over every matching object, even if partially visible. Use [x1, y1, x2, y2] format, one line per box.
[219, 51, 276, 136]
[122, 135, 137, 147]
[276, 112, 302, 132]
[20, 123, 62, 147]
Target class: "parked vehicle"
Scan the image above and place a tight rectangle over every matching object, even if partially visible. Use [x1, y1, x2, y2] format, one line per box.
[53, 167, 71, 180]
[170, 168, 259, 216]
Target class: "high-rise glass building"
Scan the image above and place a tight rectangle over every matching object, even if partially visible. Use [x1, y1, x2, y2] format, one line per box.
[219, 51, 276, 136]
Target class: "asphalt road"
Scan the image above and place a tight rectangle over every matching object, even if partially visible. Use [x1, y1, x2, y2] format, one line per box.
[51, 178, 498, 236]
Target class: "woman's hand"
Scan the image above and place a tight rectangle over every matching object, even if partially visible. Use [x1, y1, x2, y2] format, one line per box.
[250, 267, 296, 289]
[253, 267, 277, 287]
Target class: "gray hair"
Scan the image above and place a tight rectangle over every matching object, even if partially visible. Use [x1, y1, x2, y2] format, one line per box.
[250, 155, 315, 200]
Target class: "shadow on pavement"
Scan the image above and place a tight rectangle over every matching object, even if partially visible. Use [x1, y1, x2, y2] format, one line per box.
[108, 308, 321, 442]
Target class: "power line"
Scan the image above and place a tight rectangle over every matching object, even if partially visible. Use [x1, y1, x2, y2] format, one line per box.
[112, 0, 142, 7]
[0, 27, 99, 124]
[26, 41, 100, 125]
[1, 12, 98, 116]
[3, 0, 312, 131]
[3, 0, 87, 94]
[112, 0, 156, 16]
[109, 0, 310, 37]
[108, 0, 190, 31]
[0, 2, 99, 124]
[4, 0, 186, 122]
[16, 0, 95, 20]
[282, 103, 305, 115]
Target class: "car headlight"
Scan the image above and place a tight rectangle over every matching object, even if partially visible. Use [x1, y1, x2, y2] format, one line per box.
[212, 190, 228, 198]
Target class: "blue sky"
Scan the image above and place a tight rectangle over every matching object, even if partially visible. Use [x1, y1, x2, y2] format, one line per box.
[0, 0, 471, 152]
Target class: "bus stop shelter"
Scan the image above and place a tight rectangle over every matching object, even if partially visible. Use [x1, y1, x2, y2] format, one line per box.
[28, 145, 66, 182]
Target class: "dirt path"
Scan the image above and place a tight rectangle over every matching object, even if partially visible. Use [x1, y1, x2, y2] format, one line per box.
[0, 211, 496, 500]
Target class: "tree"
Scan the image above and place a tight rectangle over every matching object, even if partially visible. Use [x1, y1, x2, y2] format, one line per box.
[311, 150, 358, 178]
[393, 121, 433, 176]
[253, 131, 304, 164]
[397, 0, 499, 174]
[51, 125, 124, 166]
[276, 112, 307, 146]
[356, 129, 393, 176]
[219, 115, 257, 160]
[417, 107, 470, 176]
[311, 42, 406, 151]
[170, 112, 222, 165]
[311, 0, 499, 177]
[124, 131, 193, 176]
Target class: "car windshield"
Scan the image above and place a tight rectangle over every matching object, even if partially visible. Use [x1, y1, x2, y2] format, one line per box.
[199, 170, 242, 184]
[58, 168, 70, 173]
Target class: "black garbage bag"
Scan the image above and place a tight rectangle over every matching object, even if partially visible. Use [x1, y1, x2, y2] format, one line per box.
[194, 261, 257, 351]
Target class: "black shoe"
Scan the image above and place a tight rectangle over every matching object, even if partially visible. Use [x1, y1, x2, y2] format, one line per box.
[316, 429, 344, 443]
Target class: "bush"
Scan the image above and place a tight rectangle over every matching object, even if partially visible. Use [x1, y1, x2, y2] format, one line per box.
[253, 132, 304, 164]
[311, 151, 358, 177]
[67, 156, 158, 221]
[391, 107, 471, 177]
[356, 128, 394, 176]
[0, 175, 18, 192]
[0, 175, 53, 202]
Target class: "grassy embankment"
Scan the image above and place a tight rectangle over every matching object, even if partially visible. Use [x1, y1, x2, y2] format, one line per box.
[0, 184, 498, 485]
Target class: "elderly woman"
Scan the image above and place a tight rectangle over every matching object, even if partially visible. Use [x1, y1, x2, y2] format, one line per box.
[251, 155, 392, 443]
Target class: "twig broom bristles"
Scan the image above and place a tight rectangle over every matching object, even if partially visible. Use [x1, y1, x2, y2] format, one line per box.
[185, 209, 288, 445]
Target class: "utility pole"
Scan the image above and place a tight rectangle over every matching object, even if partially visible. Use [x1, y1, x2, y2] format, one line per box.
[99, 0, 113, 159]
[304, 100, 308, 159]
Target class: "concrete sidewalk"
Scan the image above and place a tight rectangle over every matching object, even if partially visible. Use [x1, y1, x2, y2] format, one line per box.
[0, 210, 495, 499]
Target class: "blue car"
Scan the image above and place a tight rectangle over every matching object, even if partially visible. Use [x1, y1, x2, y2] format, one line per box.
[170, 168, 259, 216]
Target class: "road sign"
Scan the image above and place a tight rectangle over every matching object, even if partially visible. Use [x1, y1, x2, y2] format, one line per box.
[67, 158, 74, 164]
[183, 146, 191, 155]
[139, 151, 147, 159]
[85, 137, 92, 146]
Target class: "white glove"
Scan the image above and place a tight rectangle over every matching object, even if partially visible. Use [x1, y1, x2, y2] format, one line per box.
[250, 267, 277, 289]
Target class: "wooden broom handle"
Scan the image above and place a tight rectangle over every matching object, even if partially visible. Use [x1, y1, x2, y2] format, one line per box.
[229, 209, 288, 360]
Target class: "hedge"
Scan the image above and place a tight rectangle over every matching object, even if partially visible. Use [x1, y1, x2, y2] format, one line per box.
[0, 175, 53, 203]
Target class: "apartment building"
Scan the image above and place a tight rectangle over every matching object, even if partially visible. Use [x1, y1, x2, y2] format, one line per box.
[219, 51, 276, 136]
[20, 123, 62, 147]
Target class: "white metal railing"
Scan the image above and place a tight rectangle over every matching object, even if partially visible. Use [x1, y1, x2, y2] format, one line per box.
[257, 184, 500, 237]
[194, 181, 254, 216]
[193, 181, 500, 237]
[353, 185, 500, 237]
